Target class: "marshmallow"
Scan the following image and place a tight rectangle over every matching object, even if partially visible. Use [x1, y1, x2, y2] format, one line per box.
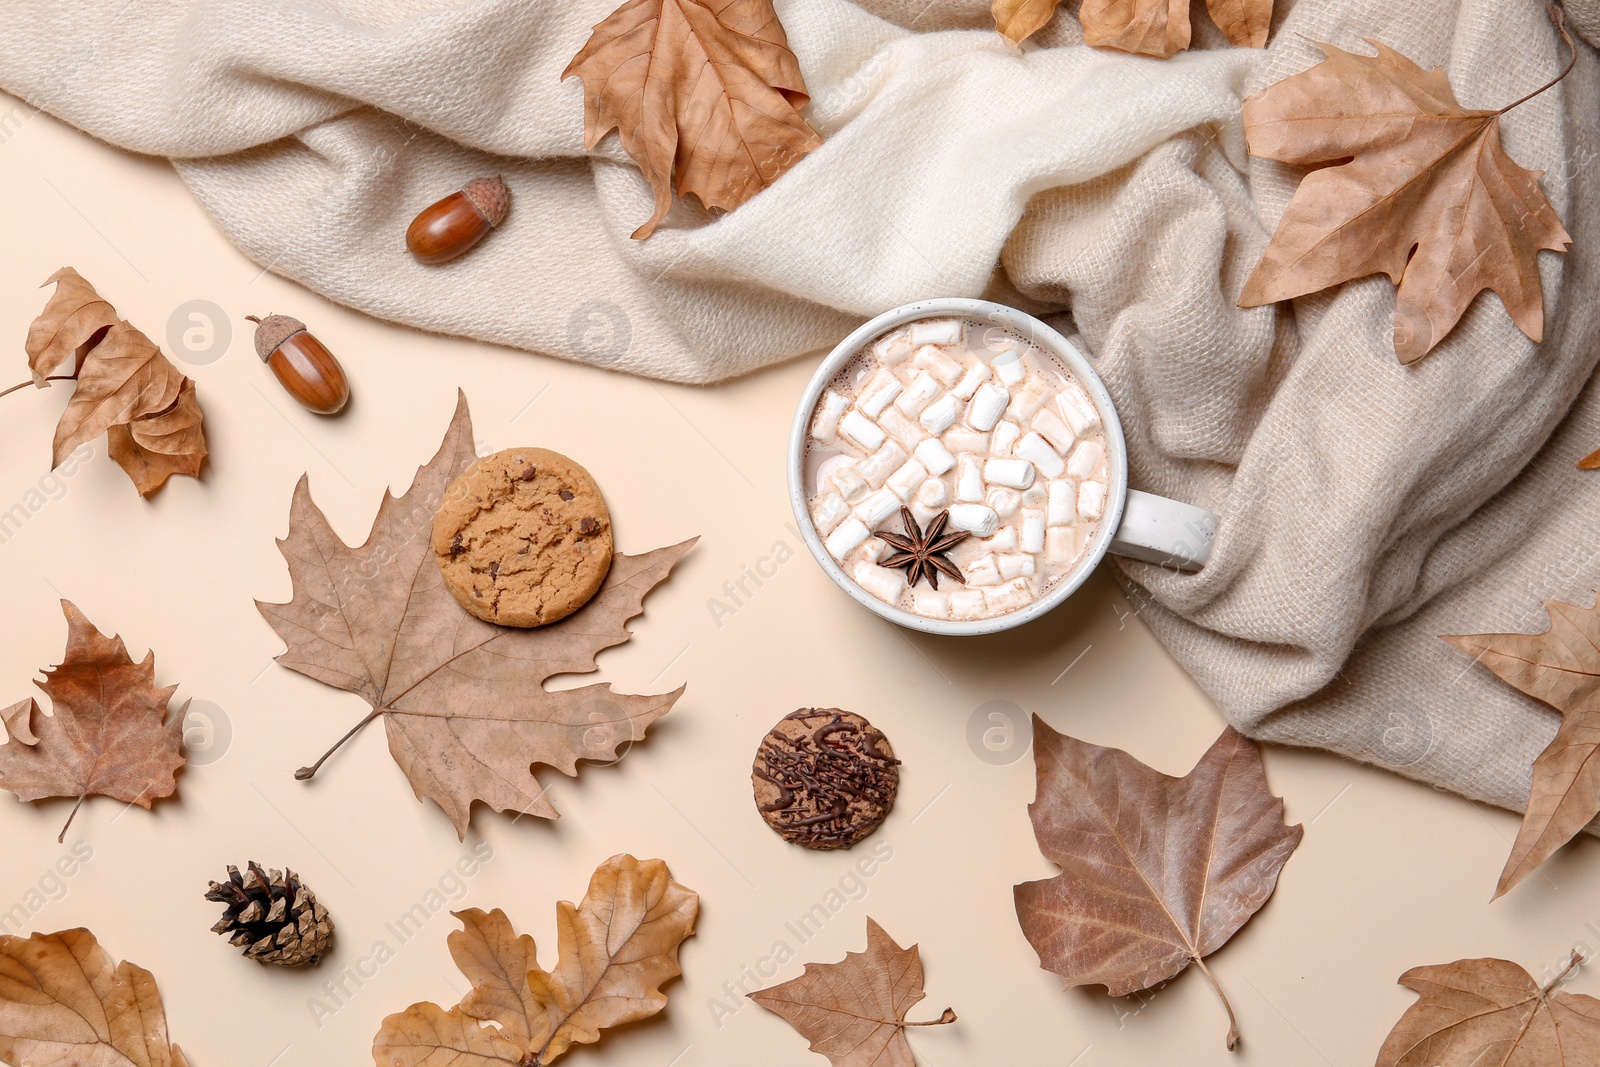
[877, 406, 924, 450]
[1078, 479, 1107, 520]
[854, 488, 902, 528]
[950, 590, 988, 619]
[812, 492, 848, 535]
[909, 318, 963, 347]
[920, 394, 960, 434]
[857, 369, 902, 417]
[986, 487, 1021, 518]
[943, 429, 988, 454]
[826, 518, 871, 559]
[984, 458, 1035, 490]
[1008, 384, 1048, 423]
[1014, 432, 1066, 478]
[1032, 408, 1076, 454]
[853, 562, 908, 602]
[840, 410, 886, 452]
[952, 359, 992, 400]
[965, 553, 1001, 586]
[956, 456, 985, 502]
[829, 463, 869, 504]
[1067, 440, 1104, 481]
[895, 371, 943, 418]
[813, 390, 849, 442]
[981, 528, 1019, 553]
[948, 503, 1000, 537]
[909, 500, 944, 529]
[1045, 526, 1078, 565]
[1020, 509, 1046, 553]
[1022, 484, 1047, 507]
[999, 553, 1036, 580]
[914, 437, 956, 476]
[990, 419, 1021, 456]
[986, 578, 1034, 612]
[886, 460, 928, 503]
[914, 589, 951, 619]
[966, 382, 1010, 431]
[916, 478, 949, 508]
[991, 347, 1025, 386]
[1059, 384, 1101, 435]
[913, 345, 963, 387]
[1047, 479, 1077, 525]
[857, 442, 908, 489]
[861, 537, 888, 564]
[872, 328, 913, 365]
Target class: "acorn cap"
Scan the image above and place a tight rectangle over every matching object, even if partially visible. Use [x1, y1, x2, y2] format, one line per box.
[460, 176, 510, 228]
[246, 314, 307, 363]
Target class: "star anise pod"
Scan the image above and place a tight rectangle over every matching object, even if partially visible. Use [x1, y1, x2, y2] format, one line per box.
[879, 507, 967, 590]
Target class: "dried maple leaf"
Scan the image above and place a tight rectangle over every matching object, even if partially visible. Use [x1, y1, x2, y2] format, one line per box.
[1376, 950, 1600, 1066]
[258, 392, 695, 839]
[0, 600, 187, 842]
[1013, 719, 1301, 1050]
[24, 267, 116, 384]
[748, 918, 956, 1067]
[372, 854, 698, 1066]
[563, 0, 823, 240]
[1443, 593, 1600, 899]
[0, 928, 191, 1067]
[1238, 31, 1573, 363]
[107, 378, 207, 495]
[992, 0, 1270, 54]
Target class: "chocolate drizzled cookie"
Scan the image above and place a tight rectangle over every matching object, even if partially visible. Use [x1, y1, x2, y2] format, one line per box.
[751, 708, 900, 849]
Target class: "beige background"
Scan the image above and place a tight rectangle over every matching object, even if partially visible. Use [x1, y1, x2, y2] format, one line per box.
[2, 95, 1599, 1067]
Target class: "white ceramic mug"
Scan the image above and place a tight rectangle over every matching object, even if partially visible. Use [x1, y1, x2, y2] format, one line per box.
[787, 298, 1218, 635]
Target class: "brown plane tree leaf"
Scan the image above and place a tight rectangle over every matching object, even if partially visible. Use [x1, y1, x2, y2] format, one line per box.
[0, 600, 187, 842]
[1376, 951, 1600, 1066]
[24, 267, 117, 384]
[1444, 593, 1600, 899]
[107, 378, 208, 496]
[0, 928, 191, 1067]
[1239, 37, 1572, 363]
[748, 918, 956, 1067]
[563, 0, 823, 239]
[993, 0, 1270, 53]
[1014, 719, 1302, 1051]
[257, 392, 695, 839]
[372, 854, 698, 1066]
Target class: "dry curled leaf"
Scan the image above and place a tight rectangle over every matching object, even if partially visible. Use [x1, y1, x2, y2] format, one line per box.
[372, 854, 698, 1066]
[748, 918, 955, 1067]
[1444, 593, 1600, 899]
[1578, 447, 1600, 470]
[1238, 35, 1572, 363]
[563, 0, 823, 239]
[24, 267, 116, 384]
[257, 392, 694, 839]
[1376, 951, 1600, 1066]
[1013, 719, 1301, 1051]
[0, 928, 192, 1067]
[993, 0, 1270, 54]
[0, 600, 187, 842]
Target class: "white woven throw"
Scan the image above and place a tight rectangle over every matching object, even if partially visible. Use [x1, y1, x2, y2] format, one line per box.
[2, 0, 1597, 820]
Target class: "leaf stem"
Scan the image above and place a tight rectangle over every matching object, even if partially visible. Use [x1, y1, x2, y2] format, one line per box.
[57, 793, 86, 844]
[295, 709, 383, 781]
[0, 374, 76, 400]
[1541, 949, 1584, 995]
[1498, 5, 1576, 116]
[901, 1007, 957, 1026]
[1192, 956, 1241, 1052]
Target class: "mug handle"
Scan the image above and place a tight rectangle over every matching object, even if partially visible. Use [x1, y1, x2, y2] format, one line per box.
[1108, 489, 1218, 572]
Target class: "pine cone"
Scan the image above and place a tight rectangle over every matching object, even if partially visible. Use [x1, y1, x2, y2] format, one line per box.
[205, 862, 333, 967]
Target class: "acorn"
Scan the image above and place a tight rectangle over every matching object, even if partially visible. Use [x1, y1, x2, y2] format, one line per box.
[247, 314, 350, 415]
[406, 176, 509, 264]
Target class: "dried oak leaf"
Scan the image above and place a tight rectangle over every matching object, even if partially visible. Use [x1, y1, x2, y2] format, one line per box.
[1443, 593, 1600, 899]
[563, 0, 823, 240]
[372, 853, 698, 1066]
[1238, 38, 1572, 364]
[1013, 718, 1301, 1051]
[0, 928, 191, 1067]
[1376, 951, 1600, 1066]
[257, 391, 695, 839]
[0, 600, 187, 842]
[992, 0, 1271, 54]
[748, 918, 955, 1067]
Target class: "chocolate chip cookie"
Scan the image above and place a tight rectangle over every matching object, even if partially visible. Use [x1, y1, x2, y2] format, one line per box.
[752, 709, 900, 849]
[432, 448, 613, 627]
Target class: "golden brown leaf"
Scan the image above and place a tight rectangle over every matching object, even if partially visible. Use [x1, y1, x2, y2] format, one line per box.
[106, 378, 208, 496]
[563, 0, 823, 239]
[748, 918, 956, 1067]
[257, 392, 695, 838]
[1080, 0, 1191, 57]
[0, 928, 191, 1067]
[1239, 39, 1571, 363]
[1203, 0, 1271, 49]
[24, 267, 116, 385]
[51, 321, 185, 468]
[1013, 719, 1301, 1050]
[1444, 594, 1600, 898]
[992, 0, 1065, 45]
[0, 601, 187, 842]
[1578, 447, 1600, 470]
[372, 854, 698, 1066]
[1376, 951, 1600, 1066]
